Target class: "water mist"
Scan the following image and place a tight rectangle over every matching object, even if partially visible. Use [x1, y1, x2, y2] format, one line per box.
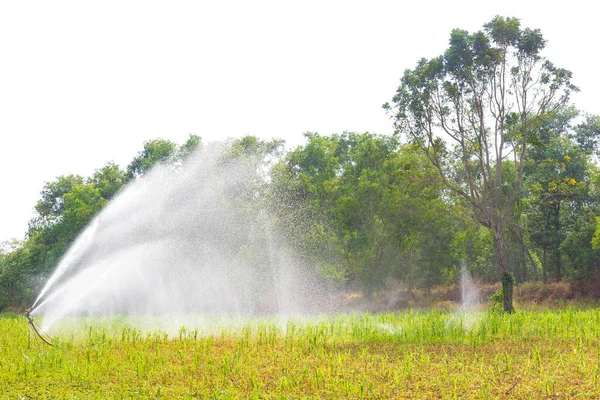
[31, 143, 332, 332]
[456, 261, 481, 331]
[459, 261, 480, 312]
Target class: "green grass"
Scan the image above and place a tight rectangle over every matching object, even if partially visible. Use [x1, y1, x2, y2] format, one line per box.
[1, 309, 600, 398]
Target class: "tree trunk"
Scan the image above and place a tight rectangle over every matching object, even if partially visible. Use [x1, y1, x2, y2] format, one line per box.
[524, 245, 539, 281]
[509, 226, 539, 281]
[556, 249, 562, 281]
[408, 259, 413, 297]
[495, 232, 514, 313]
[542, 248, 548, 283]
[502, 271, 514, 314]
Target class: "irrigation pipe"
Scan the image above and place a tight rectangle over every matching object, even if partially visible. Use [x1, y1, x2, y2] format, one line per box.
[24, 309, 53, 346]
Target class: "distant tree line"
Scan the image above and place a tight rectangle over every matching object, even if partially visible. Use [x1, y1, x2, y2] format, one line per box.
[2, 16, 599, 311]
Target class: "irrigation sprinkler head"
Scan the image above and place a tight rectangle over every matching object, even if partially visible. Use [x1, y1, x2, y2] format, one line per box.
[24, 308, 53, 346]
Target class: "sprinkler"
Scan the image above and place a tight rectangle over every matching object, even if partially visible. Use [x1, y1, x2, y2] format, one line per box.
[24, 308, 53, 346]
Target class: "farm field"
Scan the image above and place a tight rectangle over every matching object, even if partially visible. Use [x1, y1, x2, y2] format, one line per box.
[1, 309, 600, 399]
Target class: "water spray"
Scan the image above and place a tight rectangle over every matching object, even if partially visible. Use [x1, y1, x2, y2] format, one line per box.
[30, 143, 332, 332]
[24, 308, 53, 346]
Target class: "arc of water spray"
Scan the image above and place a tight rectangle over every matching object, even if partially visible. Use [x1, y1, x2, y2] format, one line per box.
[30, 218, 100, 311]
[39, 260, 119, 331]
[29, 144, 332, 331]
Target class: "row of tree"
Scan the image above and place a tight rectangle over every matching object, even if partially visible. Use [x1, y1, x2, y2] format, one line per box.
[2, 120, 599, 311]
[2, 16, 599, 312]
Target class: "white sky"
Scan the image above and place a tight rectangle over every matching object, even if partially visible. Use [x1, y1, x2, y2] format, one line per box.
[1, 0, 599, 242]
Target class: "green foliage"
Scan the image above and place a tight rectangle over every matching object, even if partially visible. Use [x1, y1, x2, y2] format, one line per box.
[61, 185, 107, 233]
[178, 134, 202, 160]
[450, 220, 497, 281]
[520, 107, 600, 281]
[270, 132, 463, 294]
[562, 212, 599, 280]
[574, 114, 600, 156]
[590, 217, 600, 252]
[30, 174, 84, 233]
[489, 289, 504, 313]
[88, 162, 126, 200]
[126, 139, 178, 179]
[502, 271, 515, 314]
[0, 238, 46, 309]
[228, 135, 284, 159]
[489, 272, 516, 314]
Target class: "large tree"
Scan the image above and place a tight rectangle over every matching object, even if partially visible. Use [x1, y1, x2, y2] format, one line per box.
[384, 16, 577, 312]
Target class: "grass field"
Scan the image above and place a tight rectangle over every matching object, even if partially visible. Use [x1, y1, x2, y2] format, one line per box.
[1, 308, 599, 399]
